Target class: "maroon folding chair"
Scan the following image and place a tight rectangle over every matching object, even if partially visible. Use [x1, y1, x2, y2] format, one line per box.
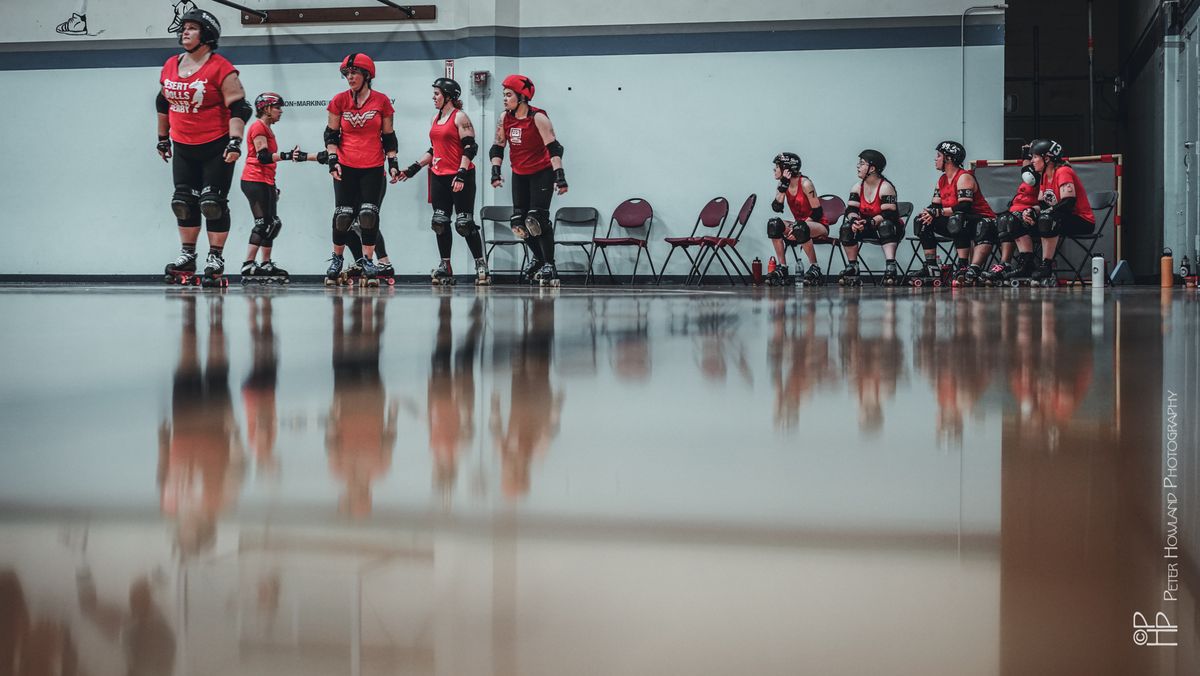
[592, 198, 657, 284]
[787, 194, 848, 274]
[657, 197, 729, 285]
[697, 193, 757, 285]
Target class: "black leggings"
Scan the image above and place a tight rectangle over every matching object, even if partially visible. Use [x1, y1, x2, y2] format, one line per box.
[172, 136, 235, 232]
[241, 180, 279, 247]
[430, 171, 483, 260]
[512, 167, 556, 263]
[333, 165, 387, 247]
[919, 214, 982, 250]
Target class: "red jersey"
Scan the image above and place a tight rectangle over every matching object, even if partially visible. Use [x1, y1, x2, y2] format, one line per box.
[1040, 165, 1094, 224]
[785, 177, 815, 222]
[1010, 177, 1040, 212]
[503, 106, 552, 175]
[160, 53, 238, 145]
[241, 120, 278, 185]
[328, 89, 394, 169]
[853, 179, 894, 219]
[937, 169, 996, 218]
[430, 109, 475, 177]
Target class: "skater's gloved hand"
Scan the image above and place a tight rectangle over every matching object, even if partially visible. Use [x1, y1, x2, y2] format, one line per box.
[776, 178, 790, 194]
[553, 168, 568, 194]
[157, 135, 172, 162]
[326, 153, 342, 181]
[490, 164, 504, 188]
[223, 136, 242, 163]
[388, 157, 402, 183]
[1021, 208, 1036, 225]
[452, 167, 469, 192]
[851, 217, 865, 233]
[289, 145, 307, 162]
[398, 162, 421, 181]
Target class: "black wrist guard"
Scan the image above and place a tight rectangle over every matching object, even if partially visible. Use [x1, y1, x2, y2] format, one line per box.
[225, 137, 242, 155]
[453, 168, 469, 184]
[553, 168, 567, 188]
[388, 157, 400, 176]
[293, 150, 308, 162]
[278, 150, 293, 161]
[326, 153, 339, 173]
[404, 162, 421, 178]
[157, 135, 171, 153]
[490, 165, 502, 182]
[777, 179, 790, 194]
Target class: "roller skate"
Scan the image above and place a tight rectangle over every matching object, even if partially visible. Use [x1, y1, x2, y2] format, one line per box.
[257, 260, 289, 284]
[535, 262, 560, 287]
[1002, 253, 1037, 287]
[953, 263, 982, 288]
[324, 253, 344, 287]
[431, 259, 456, 286]
[200, 251, 228, 288]
[796, 264, 824, 287]
[909, 259, 944, 288]
[881, 260, 902, 287]
[360, 258, 381, 288]
[837, 262, 862, 287]
[980, 261, 1009, 287]
[239, 260, 259, 284]
[474, 257, 491, 286]
[374, 261, 395, 286]
[764, 258, 790, 286]
[164, 249, 199, 285]
[338, 259, 363, 286]
[522, 257, 544, 284]
[1028, 257, 1059, 288]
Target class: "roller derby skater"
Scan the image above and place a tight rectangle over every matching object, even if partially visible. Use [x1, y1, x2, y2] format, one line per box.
[912, 141, 996, 288]
[1025, 139, 1096, 287]
[839, 150, 903, 286]
[981, 142, 1042, 287]
[766, 152, 827, 285]
[397, 77, 491, 287]
[489, 74, 570, 284]
[796, 263, 824, 287]
[763, 257, 790, 286]
[156, 9, 247, 286]
[535, 262, 560, 287]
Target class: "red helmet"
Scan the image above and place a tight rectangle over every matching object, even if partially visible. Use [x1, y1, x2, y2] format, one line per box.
[502, 74, 535, 101]
[254, 92, 284, 113]
[340, 53, 376, 80]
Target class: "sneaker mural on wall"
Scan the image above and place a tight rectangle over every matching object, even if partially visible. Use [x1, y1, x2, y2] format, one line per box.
[55, 1, 105, 36]
[168, 0, 199, 34]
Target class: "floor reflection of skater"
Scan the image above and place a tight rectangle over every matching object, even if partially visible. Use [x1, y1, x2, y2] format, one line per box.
[2, 569, 80, 675]
[428, 296, 483, 498]
[77, 573, 175, 676]
[491, 297, 563, 499]
[768, 297, 835, 431]
[839, 298, 904, 436]
[914, 297, 992, 446]
[327, 296, 397, 517]
[1006, 299, 1093, 449]
[158, 296, 246, 557]
[242, 294, 279, 480]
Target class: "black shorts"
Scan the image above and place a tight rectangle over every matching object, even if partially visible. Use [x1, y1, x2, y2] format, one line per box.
[511, 167, 554, 215]
[430, 170, 476, 219]
[334, 165, 387, 212]
[241, 180, 278, 227]
[172, 136, 235, 227]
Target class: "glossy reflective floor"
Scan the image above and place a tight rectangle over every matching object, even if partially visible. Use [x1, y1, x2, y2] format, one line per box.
[0, 284, 1196, 676]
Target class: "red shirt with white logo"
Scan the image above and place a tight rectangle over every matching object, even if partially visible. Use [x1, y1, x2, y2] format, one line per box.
[160, 53, 238, 145]
[937, 169, 997, 218]
[430, 109, 475, 177]
[241, 120, 278, 185]
[503, 106, 552, 175]
[328, 89, 394, 169]
[1040, 165, 1095, 224]
[786, 177, 814, 222]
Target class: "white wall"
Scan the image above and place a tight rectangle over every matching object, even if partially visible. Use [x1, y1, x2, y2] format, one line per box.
[0, 1, 1004, 275]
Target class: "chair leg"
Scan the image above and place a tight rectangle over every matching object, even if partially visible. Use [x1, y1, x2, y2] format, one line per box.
[680, 248, 701, 285]
[715, 249, 737, 286]
[657, 247, 678, 286]
[584, 246, 596, 286]
[644, 249, 658, 285]
[599, 247, 617, 285]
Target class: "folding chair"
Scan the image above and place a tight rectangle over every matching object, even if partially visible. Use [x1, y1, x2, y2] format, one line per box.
[657, 196, 729, 285]
[854, 201, 913, 284]
[551, 207, 601, 284]
[1053, 190, 1118, 285]
[697, 193, 757, 286]
[787, 194, 847, 275]
[481, 206, 526, 274]
[592, 198, 658, 284]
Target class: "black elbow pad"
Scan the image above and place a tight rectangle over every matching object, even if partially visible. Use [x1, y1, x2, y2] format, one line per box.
[324, 126, 342, 148]
[953, 200, 972, 214]
[546, 140, 564, 158]
[228, 98, 252, 122]
[156, 91, 169, 114]
[489, 144, 505, 161]
[809, 205, 824, 223]
[461, 135, 479, 159]
[381, 131, 398, 153]
[256, 148, 274, 164]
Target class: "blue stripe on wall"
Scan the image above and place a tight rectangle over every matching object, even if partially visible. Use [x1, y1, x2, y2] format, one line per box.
[0, 24, 1002, 71]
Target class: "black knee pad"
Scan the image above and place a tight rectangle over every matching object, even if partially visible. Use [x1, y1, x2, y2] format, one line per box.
[333, 206, 355, 232]
[269, 217, 282, 242]
[250, 218, 269, 245]
[838, 221, 857, 245]
[946, 213, 966, 238]
[432, 209, 451, 235]
[358, 203, 380, 231]
[767, 217, 785, 239]
[996, 212, 1017, 242]
[976, 218, 998, 245]
[509, 211, 528, 239]
[525, 209, 548, 237]
[199, 187, 227, 221]
[171, 186, 199, 223]
[790, 220, 811, 244]
[1037, 212, 1060, 237]
[876, 218, 902, 244]
[455, 212, 479, 237]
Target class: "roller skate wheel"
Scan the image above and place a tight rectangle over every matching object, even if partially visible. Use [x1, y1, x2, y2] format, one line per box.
[931, 278, 943, 287]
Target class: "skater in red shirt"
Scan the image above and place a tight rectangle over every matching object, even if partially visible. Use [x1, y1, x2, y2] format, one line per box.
[837, 149, 904, 286]
[911, 141, 997, 285]
[397, 78, 489, 285]
[156, 9, 250, 286]
[321, 54, 401, 286]
[764, 152, 828, 286]
[489, 74, 569, 286]
[1025, 139, 1095, 282]
[980, 142, 1042, 284]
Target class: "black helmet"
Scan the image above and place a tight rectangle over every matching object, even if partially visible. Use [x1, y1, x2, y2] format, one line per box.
[254, 92, 285, 114]
[936, 140, 966, 166]
[774, 152, 802, 175]
[178, 8, 221, 50]
[433, 77, 462, 101]
[1029, 138, 1064, 162]
[858, 149, 886, 175]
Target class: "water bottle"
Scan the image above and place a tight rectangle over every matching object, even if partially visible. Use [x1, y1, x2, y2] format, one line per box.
[1090, 255, 1105, 288]
[1161, 248, 1174, 288]
[751, 257, 763, 285]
